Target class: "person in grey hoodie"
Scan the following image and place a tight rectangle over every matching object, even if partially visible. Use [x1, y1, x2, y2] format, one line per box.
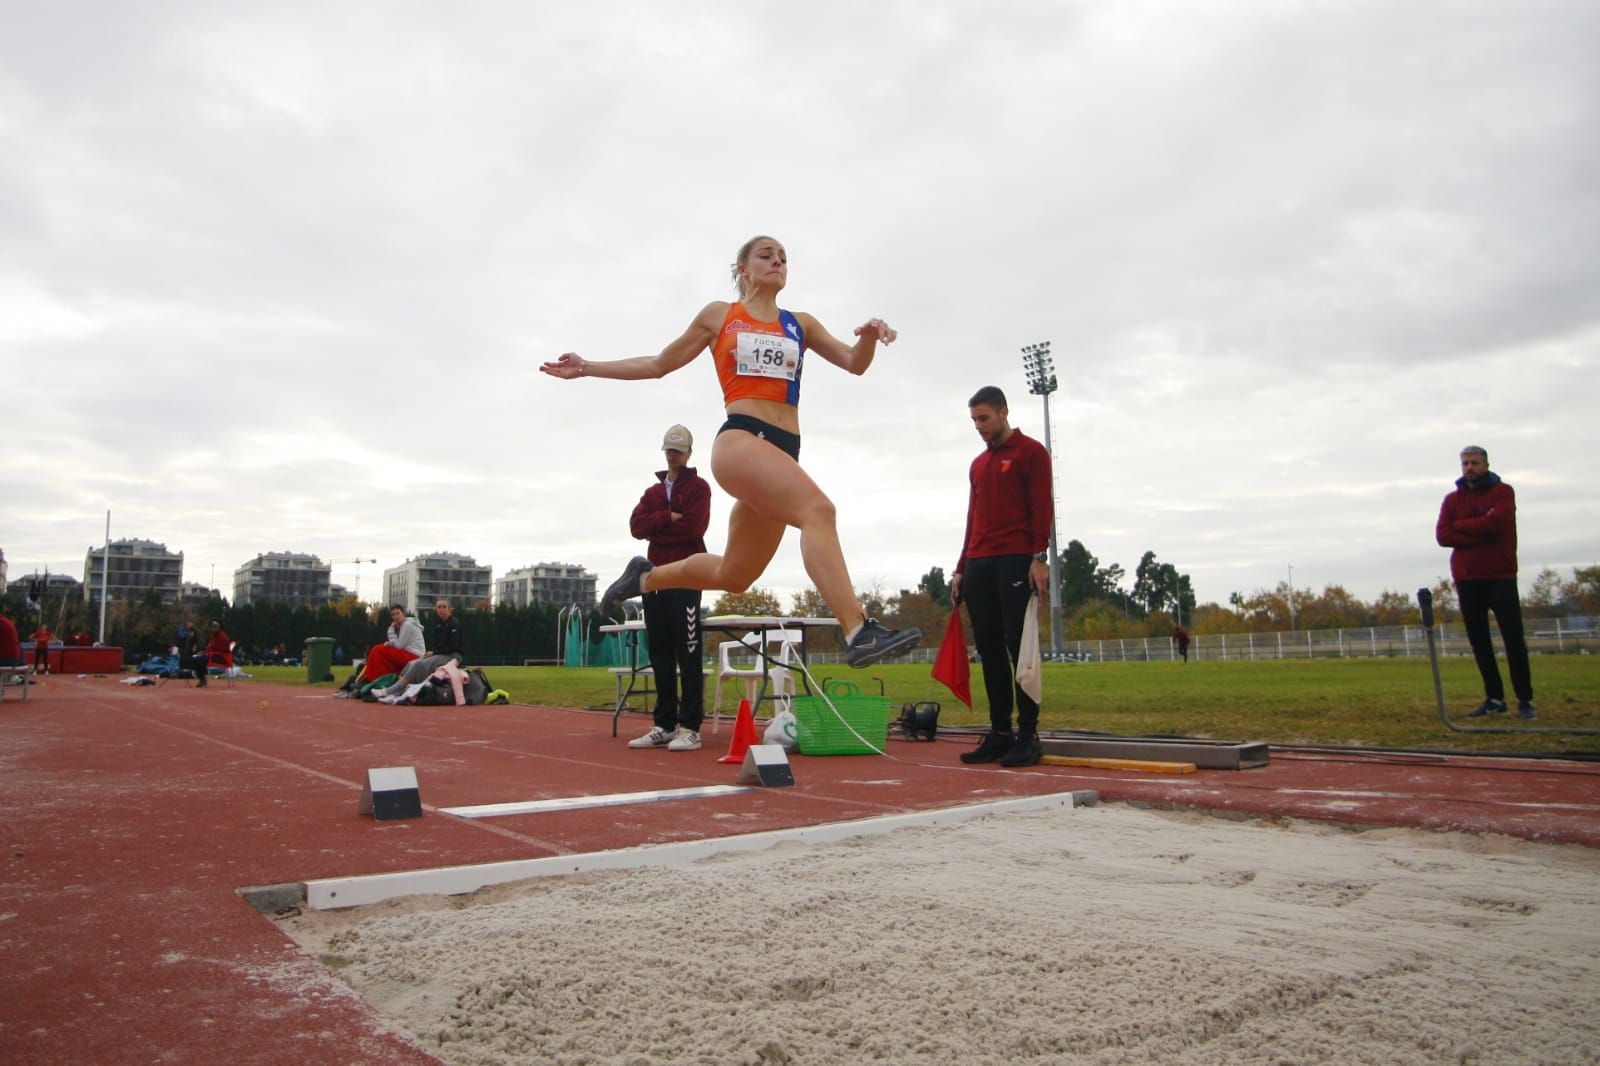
[372, 599, 467, 698]
[351, 605, 426, 687]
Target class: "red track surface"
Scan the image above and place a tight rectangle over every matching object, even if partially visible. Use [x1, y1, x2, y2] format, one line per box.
[3, 676, 1597, 1064]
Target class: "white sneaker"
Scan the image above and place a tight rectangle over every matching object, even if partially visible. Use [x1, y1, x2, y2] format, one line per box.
[628, 726, 677, 749]
[667, 729, 702, 752]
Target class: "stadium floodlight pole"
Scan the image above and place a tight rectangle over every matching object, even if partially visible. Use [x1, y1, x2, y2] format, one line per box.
[1020, 342, 1064, 660]
[1287, 562, 1296, 633]
[97, 510, 110, 645]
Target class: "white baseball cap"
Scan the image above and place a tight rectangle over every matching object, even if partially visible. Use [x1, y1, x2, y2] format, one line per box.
[662, 424, 693, 451]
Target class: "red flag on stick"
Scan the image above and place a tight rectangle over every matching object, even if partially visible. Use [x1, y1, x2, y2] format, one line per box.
[931, 608, 972, 708]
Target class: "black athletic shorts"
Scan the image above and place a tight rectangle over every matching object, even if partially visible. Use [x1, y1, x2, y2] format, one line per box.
[718, 413, 801, 461]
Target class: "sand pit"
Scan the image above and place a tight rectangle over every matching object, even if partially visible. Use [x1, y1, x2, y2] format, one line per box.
[278, 804, 1600, 1064]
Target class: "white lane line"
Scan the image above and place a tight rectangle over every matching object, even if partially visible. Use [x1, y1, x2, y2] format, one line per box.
[96, 702, 572, 851]
[440, 785, 755, 819]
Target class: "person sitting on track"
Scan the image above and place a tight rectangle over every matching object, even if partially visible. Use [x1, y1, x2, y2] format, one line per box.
[370, 599, 467, 699]
[186, 620, 233, 689]
[340, 605, 425, 696]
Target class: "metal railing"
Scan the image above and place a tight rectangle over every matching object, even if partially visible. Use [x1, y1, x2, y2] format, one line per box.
[799, 619, 1596, 666]
[532, 618, 1596, 669]
[1054, 620, 1596, 663]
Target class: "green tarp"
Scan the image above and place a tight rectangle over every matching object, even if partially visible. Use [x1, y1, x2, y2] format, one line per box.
[563, 613, 645, 668]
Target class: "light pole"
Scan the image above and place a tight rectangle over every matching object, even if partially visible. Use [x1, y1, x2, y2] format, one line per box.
[98, 512, 111, 643]
[1020, 341, 1064, 660]
[1286, 563, 1296, 632]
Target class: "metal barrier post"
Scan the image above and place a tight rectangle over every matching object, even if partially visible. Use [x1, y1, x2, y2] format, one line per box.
[1419, 588, 1599, 736]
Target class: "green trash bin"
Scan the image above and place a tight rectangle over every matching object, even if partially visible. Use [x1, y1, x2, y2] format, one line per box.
[304, 637, 336, 683]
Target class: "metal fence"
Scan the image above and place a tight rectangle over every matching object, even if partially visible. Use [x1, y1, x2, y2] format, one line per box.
[804, 618, 1597, 667]
[1056, 619, 1596, 663]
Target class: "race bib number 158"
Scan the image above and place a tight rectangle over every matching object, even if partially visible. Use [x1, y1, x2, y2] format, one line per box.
[734, 332, 801, 381]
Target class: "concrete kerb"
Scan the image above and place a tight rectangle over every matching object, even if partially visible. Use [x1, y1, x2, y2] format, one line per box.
[298, 789, 1099, 911]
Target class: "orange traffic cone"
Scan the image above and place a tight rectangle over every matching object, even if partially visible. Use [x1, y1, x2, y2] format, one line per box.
[717, 698, 760, 764]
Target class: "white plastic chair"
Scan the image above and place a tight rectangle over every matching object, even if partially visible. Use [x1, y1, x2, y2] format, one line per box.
[1, 660, 32, 702]
[710, 629, 804, 733]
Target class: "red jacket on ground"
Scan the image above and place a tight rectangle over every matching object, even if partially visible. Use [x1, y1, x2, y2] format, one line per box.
[630, 467, 711, 566]
[1436, 472, 1518, 583]
[956, 428, 1054, 574]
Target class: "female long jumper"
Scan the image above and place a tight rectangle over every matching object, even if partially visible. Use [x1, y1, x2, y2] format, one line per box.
[540, 235, 920, 668]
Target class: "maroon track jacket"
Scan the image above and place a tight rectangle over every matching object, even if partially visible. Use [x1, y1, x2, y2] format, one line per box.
[630, 467, 711, 566]
[956, 428, 1054, 575]
[1436, 472, 1518, 583]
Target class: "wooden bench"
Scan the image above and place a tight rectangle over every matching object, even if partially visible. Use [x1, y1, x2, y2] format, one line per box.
[609, 666, 713, 715]
[609, 665, 655, 712]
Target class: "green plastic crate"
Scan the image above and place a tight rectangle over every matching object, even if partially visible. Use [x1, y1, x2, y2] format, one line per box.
[790, 680, 891, 755]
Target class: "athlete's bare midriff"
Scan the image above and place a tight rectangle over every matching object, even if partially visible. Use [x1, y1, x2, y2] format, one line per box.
[725, 395, 800, 435]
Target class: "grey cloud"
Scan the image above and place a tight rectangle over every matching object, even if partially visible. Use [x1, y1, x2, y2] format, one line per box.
[5, 2, 1596, 608]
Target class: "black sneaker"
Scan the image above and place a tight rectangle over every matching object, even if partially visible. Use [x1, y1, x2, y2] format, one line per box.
[959, 731, 1015, 764]
[1516, 700, 1537, 720]
[1466, 698, 1506, 718]
[599, 556, 654, 617]
[844, 619, 922, 668]
[1000, 733, 1043, 768]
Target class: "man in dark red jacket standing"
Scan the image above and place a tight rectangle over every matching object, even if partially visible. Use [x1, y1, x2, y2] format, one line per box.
[626, 424, 713, 751]
[1436, 445, 1535, 719]
[952, 386, 1055, 767]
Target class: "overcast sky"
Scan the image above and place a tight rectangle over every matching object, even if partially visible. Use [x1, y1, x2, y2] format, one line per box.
[3, 0, 1596, 612]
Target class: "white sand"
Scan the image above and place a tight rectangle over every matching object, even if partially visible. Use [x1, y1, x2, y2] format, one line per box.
[280, 805, 1600, 1065]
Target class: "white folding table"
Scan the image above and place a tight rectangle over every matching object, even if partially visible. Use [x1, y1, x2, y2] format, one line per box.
[600, 615, 840, 736]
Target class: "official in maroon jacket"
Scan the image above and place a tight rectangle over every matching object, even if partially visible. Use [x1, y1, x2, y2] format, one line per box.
[626, 424, 714, 751]
[951, 386, 1054, 767]
[1436, 445, 1535, 719]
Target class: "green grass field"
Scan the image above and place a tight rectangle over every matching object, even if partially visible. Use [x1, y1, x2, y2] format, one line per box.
[249, 653, 1600, 755]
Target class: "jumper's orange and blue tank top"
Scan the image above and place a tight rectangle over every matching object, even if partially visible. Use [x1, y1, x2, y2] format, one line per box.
[711, 302, 806, 406]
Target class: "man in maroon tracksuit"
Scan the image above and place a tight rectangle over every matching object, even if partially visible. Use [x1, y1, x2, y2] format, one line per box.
[626, 424, 713, 751]
[1436, 445, 1535, 719]
[952, 386, 1055, 768]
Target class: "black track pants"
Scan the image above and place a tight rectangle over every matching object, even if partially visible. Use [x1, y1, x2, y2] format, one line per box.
[961, 554, 1039, 735]
[643, 587, 705, 730]
[1457, 578, 1533, 703]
